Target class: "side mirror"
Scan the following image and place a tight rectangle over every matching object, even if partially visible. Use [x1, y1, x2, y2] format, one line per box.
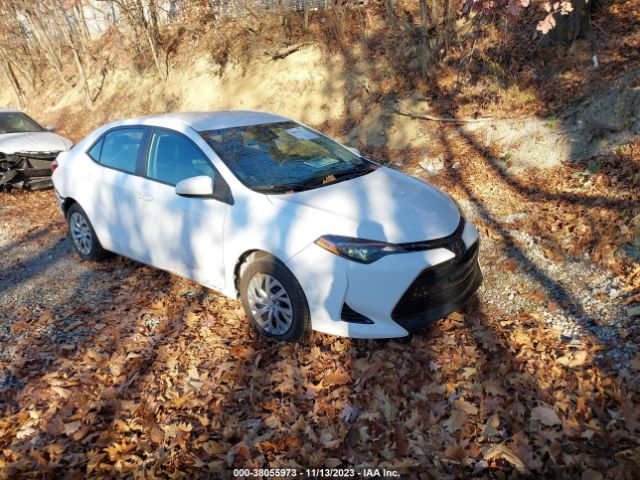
[175, 175, 214, 197]
[347, 146, 361, 156]
[45, 125, 56, 132]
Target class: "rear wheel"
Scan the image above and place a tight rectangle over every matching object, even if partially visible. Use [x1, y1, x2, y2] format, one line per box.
[67, 203, 107, 261]
[240, 255, 311, 341]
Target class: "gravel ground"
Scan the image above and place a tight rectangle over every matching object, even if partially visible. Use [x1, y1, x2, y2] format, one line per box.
[0, 198, 139, 385]
[459, 197, 637, 365]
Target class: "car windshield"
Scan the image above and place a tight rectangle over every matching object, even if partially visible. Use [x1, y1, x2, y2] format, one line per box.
[0, 112, 44, 134]
[199, 121, 377, 193]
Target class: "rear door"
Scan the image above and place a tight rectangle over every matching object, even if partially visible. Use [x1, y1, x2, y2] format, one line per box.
[84, 127, 150, 260]
[138, 128, 230, 290]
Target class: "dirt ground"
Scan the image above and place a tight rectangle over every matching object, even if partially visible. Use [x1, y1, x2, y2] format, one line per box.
[1, 126, 639, 477]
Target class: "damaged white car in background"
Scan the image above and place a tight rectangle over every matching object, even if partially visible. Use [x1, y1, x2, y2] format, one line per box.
[0, 108, 73, 190]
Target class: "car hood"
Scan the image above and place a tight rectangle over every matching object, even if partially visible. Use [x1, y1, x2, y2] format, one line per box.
[266, 167, 461, 243]
[0, 131, 73, 154]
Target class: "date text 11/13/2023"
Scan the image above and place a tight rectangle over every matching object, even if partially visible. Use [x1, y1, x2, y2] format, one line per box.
[232, 468, 401, 478]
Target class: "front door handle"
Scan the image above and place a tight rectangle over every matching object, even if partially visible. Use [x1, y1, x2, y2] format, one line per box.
[135, 191, 153, 201]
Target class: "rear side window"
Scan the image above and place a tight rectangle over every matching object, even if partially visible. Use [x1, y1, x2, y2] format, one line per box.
[90, 128, 145, 173]
[87, 138, 103, 162]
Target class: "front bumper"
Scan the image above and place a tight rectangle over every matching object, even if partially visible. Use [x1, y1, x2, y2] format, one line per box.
[391, 240, 482, 332]
[286, 220, 482, 338]
[0, 151, 59, 191]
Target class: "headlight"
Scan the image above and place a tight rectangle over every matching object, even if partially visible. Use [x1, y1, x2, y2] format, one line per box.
[315, 235, 403, 264]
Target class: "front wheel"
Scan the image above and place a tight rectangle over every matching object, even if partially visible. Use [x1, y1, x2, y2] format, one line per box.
[67, 203, 107, 261]
[240, 255, 311, 341]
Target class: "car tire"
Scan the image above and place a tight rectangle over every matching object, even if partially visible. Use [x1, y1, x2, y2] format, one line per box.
[240, 255, 311, 341]
[66, 203, 107, 261]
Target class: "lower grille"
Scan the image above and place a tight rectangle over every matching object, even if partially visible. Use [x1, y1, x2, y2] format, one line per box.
[392, 241, 482, 331]
[341, 303, 374, 324]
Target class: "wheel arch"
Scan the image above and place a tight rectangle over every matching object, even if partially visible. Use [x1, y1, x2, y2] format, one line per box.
[233, 249, 282, 296]
[61, 197, 78, 217]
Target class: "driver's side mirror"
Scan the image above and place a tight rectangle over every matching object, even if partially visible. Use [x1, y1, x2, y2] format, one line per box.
[175, 175, 214, 197]
[45, 125, 56, 132]
[347, 146, 361, 156]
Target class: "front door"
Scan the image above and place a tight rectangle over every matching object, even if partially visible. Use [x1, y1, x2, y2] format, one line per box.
[138, 128, 228, 290]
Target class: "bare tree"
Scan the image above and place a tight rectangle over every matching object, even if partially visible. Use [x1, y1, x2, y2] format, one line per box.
[385, 0, 394, 23]
[100, 0, 164, 76]
[52, 0, 94, 106]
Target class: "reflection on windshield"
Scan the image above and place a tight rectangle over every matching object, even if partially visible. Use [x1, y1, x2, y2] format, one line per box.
[0, 112, 44, 134]
[199, 121, 376, 193]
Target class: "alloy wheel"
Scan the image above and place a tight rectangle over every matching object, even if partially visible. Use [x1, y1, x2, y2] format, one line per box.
[69, 212, 92, 256]
[246, 273, 293, 335]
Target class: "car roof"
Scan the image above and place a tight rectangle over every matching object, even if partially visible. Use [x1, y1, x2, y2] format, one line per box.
[124, 110, 292, 132]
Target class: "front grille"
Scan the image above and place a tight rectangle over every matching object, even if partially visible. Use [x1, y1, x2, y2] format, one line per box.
[392, 240, 481, 330]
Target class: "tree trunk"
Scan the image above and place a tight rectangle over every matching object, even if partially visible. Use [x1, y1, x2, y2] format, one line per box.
[169, 0, 178, 18]
[139, 0, 164, 76]
[110, 1, 118, 26]
[147, 0, 161, 46]
[1, 59, 25, 108]
[303, 0, 309, 31]
[77, 3, 93, 41]
[329, 0, 346, 50]
[419, 0, 429, 79]
[27, 8, 69, 85]
[386, 0, 394, 23]
[53, 2, 93, 106]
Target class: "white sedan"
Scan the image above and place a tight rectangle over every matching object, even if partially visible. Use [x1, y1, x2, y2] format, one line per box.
[0, 108, 72, 153]
[52, 111, 481, 340]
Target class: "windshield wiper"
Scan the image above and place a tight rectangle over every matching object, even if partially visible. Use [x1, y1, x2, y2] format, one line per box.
[298, 166, 375, 189]
[333, 166, 375, 180]
[251, 185, 301, 193]
[251, 166, 375, 194]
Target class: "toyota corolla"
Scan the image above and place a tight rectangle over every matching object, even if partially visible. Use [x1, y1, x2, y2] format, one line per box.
[52, 111, 482, 340]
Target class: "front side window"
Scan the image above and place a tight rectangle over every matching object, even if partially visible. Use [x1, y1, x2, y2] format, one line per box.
[146, 130, 215, 186]
[199, 121, 376, 193]
[96, 128, 146, 173]
[0, 112, 44, 134]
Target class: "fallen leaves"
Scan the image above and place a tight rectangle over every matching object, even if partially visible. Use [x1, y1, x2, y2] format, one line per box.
[322, 366, 351, 386]
[531, 405, 562, 427]
[629, 355, 640, 371]
[444, 443, 466, 462]
[339, 404, 361, 422]
[443, 408, 468, 433]
[50, 386, 71, 399]
[556, 350, 589, 368]
[63, 320, 84, 332]
[63, 421, 82, 436]
[485, 443, 528, 474]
